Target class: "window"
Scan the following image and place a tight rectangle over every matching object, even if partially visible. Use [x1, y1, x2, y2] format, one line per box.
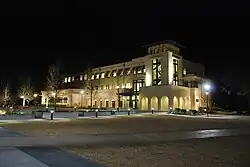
[84, 74, 87, 80]
[64, 77, 67, 83]
[126, 83, 131, 88]
[72, 76, 74, 82]
[106, 84, 110, 89]
[112, 101, 115, 108]
[68, 77, 71, 82]
[105, 71, 111, 77]
[124, 68, 131, 75]
[91, 74, 94, 80]
[96, 73, 99, 79]
[133, 79, 145, 93]
[133, 67, 137, 74]
[183, 68, 187, 76]
[94, 101, 97, 107]
[112, 70, 117, 77]
[152, 58, 161, 85]
[173, 59, 178, 85]
[117, 69, 123, 76]
[106, 101, 109, 108]
[100, 101, 103, 107]
[80, 75, 83, 81]
[101, 72, 105, 78]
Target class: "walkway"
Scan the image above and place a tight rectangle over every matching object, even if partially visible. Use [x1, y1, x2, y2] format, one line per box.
[1, 128, 250, 147]
[0, 127, 102, 167]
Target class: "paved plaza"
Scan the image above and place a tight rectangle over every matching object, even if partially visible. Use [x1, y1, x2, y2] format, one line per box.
[1, 114, 250, 166]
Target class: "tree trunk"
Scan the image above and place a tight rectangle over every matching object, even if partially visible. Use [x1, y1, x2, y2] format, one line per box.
[22, 98, 25, 107]
[90, 88, 93, 110]
[54, 90, 57, 112]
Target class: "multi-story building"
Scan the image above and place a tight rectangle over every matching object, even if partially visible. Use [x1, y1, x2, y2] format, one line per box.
[41, 40, 209, 111]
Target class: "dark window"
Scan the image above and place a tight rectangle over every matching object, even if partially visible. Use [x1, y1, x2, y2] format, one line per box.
[112, 101, 115, 108]
[100, 101, 102, 107]
[106, 101, 109, 107]
[173, 59, 178, 85]
[152, 59, 161, 85]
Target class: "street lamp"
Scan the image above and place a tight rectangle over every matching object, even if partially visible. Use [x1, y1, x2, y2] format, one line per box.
[51, 92, 56, 113]
[116, 86, 120, 111]
[80, 90, 84, 108]
[33, 94, 38, 98]
[204, 83, 211, 116]
[20, 96, 25, 107]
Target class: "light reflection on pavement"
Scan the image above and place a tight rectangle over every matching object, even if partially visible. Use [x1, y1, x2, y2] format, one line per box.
[1, 128, 250, 147]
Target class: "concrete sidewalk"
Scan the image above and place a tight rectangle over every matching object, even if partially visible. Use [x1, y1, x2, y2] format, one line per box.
[0, 147, 49, 167]
[1, 128, 250, 147]
[0, 127, 102, 167]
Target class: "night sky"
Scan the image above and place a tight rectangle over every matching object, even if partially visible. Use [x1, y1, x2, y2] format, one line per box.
[1, 1, 250, 90]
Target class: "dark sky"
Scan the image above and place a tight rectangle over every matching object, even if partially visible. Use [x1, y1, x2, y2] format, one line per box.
[1, 1, 250, 89]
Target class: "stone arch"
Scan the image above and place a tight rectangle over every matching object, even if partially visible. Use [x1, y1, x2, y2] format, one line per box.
[141, 96, 149, 111]
[151, 96, 158, 111]
[173, 96, 179, 109]
[161, 96, 169, 111]
[179, 97, 184, 109]
[184, 96, 190, 110]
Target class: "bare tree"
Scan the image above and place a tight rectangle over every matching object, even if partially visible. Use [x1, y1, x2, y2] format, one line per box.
[85, 78, 98, 109]
[18, 77, 34, 106]
[0, 81, 11, 107]
[46, 64, 61, 111]
[110, 76, 124, 110]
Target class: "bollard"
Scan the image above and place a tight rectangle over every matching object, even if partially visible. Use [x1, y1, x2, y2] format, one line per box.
[50, 110, 54, 120]
[128, 108, 130, 115]
[95, 109, 98, 118]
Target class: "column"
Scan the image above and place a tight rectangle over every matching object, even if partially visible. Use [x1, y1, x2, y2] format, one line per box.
[148, 96, 151, 111]
[178, 56, 183, 80]
[158, 97, 161, 111]
[190, 88, 195, 110]
[145, 59, 152, 86]
[167, 51, 173, 85]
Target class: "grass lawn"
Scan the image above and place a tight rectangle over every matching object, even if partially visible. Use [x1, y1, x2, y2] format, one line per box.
[64, 136, 250, 167]
[2, 115, 250, 136]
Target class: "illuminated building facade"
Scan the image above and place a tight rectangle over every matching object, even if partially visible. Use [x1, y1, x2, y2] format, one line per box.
[41, 41, 208, 111]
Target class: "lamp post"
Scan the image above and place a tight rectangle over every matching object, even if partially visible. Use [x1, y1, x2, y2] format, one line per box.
[80, 90, 84, 109]
[33, 94, 38, 108]
[20, 96, 25, 107]
[204, 83, 211, 116]
[116, 86, 120, 111]
[52, 92, 56, 113]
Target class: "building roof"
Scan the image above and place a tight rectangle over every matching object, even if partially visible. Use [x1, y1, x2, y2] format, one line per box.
[141, 40, 186, 48]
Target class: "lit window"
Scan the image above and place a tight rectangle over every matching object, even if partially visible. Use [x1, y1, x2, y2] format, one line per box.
[101, 72, 105, 78]
[138, 67, 142, 74]
[183, 68, 187, 75]
[80, 75, 83, 81]
[133, 69, 136, 74]
[68, 77, 71, 82]
[91, 74, 94, 80]
[126, 83, 131, 88]
[72, 76, 74, 82]
[96, 73, 99, 79]
[112, 70, 117, 77]
[64, 77, 67, 83]
[143, 68, 146, 73]
[84, 74, 87, 80]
